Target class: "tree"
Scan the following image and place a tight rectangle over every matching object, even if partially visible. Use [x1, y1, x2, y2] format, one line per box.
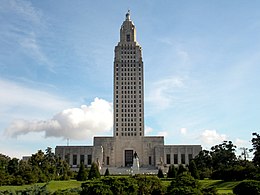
[167, 165, 176, 178]
[88, 162, 100, 180]
[157, 168, 164, 178]
[233, 180, 260, 195]
[177, 164, 187, 175]
[189, 160, 199, 179]
[76, 162, 87, 181]
[251, 132, 260, 166]
[7, 158, 19, 175]
[167, 173, 202, 195]
[210, 141, 237, 169]
[104, 168, 110, 176]
[239, 147, 250, 161]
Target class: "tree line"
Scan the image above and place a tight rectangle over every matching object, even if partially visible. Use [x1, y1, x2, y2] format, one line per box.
[0, 147, 71, 186]
[191, 132, 260, 181]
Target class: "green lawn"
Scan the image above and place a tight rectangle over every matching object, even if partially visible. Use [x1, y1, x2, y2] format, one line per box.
[0, 179, 240, 194]
[0, 180, 83, 193]
[0, 183, 45, 192]
[199, 179, 241, 194]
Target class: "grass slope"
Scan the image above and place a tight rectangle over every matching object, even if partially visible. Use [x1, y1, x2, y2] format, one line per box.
[0, 179, 240, 194]
[0, 180, 82, 193]
[200, 179, 241, 194]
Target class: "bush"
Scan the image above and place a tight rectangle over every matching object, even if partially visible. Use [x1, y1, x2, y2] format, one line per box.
[81, 175, 165, 195]
[104, 168, 110, 176]
[157, 168, 164, 178]
[167, 165, 177, 178]
[134, 175, 165, 195]
[233, 180, 260, 195]
[81, 181, 113, 195]
[88, 162, 100, 180]
[201, 186, 217, 195]
[177, 164, 187, 175]
[167, 173, 202, 195]
[76, 163, 87, 181]
[189, 160, 199, 179]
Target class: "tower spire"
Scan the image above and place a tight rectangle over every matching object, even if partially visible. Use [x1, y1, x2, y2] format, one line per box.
[126, 10, 131, 21]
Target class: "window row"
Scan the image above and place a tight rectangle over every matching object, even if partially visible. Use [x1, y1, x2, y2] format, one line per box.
[121, 59, 137, 63]
[115, 63, 142, 68]
[116, 68, 142, 72]
[120, 45, 138, 50]
[115, 77, 142, 81]
[117, 132, 142, 136]
[65, 154, 92, 166]
[121, 55, 136, 59]
[115, 95, 142, 99]
[117, 118, 141, 122]
[121, 51, 136, 54]
[115, 112, 142, 117]
[115, 99, 142, 104]
[115, 91, 142, 95]
[119, 86, 142, 90]
[115, 81, 142, 85]
[116, 104, 142, 108]
[166, 153, 193, 165]
[115, 72, 142, 77]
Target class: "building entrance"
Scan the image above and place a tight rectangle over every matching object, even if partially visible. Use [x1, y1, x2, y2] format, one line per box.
[125, 150, 133, 167]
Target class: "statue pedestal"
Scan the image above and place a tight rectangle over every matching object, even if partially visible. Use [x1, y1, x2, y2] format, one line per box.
[132, 157, 140, 174]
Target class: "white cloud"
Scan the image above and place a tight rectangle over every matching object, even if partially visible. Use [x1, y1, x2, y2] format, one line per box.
[5, 98, 113, 140]
[0, 0, 42, 24]
[19, 33, 51, 67]
[0, 79, 71, 115]
[180, 127, 187, 135]
[200, 129, 227, 146]
[0, 0, 52, 69]
[157, 131, 168, 137]
[145, 126, 153, 135]
[146, 77, 185, 110]
[234, 138, 248, 147]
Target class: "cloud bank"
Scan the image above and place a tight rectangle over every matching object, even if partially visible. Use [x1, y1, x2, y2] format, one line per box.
[5, 98, 113, 140]
[200, 129, 227, 146]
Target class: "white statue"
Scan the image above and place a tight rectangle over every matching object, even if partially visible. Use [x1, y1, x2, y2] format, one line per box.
[132, 151, 140, 174]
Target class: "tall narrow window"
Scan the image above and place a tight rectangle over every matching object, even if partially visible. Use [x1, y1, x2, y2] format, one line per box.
[73, 155, 77, 165]
[87, 155, 92, 165]
[166, 154, 171, 164]
[80, 155, 84, 164]
[127, 34, 130, 42]
[181, 154, 185, 164]
[174, 154, 178, 164]
[149, 156, 152, 165]
[107, 156, 110, 165]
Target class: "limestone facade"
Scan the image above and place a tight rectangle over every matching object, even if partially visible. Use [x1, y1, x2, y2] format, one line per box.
[55, 11, 202, 170]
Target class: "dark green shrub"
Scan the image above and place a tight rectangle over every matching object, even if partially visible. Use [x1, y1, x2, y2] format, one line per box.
[134, 175, 165, 195]
[157, 168, 164, 178]
[76, 163, 87, 181]
[167, 173, 202, 195]
[201, 186, 217, 195]
[233, 180, 260, 195]
[167, 165, 177, 178]
[81, 181, 113, 195]
[88, 162, 100, 180]
[189, 160, 199, 179]
[177, 164, 187, 175]
[104, 168, 110, 176]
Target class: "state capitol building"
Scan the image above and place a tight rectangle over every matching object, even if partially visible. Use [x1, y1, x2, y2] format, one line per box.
[55, 11, 201, 173]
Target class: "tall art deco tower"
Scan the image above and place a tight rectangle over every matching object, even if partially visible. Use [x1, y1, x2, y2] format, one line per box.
[113, 11, 144, 138]
[55, 11, 202, 169]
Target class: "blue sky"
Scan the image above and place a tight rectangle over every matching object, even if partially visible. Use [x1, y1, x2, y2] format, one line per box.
[1, 0, 260, 158]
